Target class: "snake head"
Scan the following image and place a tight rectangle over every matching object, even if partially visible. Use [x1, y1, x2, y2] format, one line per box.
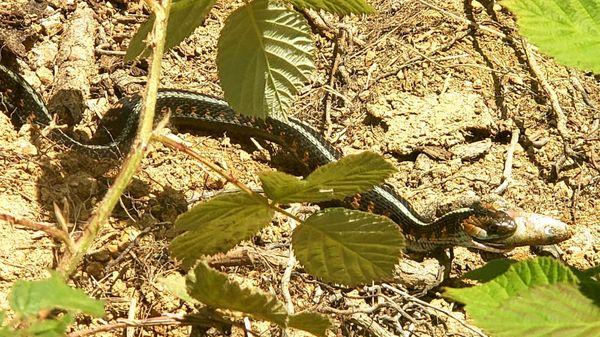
[462, 202, 518, 242]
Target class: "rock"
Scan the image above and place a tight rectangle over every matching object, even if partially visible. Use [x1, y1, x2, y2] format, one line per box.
[21, 69, 42, 90]
[85, 261, 104, 279]
[36, 67, 54, 85]
[16, 139, 38, 155]
[449, 138, 492, 160]
[374, 92, 496, 156]
[40, 12, 63, 36]
[32, 41, 59, 69]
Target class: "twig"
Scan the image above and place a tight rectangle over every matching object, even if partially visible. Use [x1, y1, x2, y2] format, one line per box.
[382, 284, 488, 337]
[520, 39, 570, 141]
[363, 31, 468, 92]
[281, 206, 299, 315]
[323, 28, 346, 137]
[494, 128, 520, 195]
[348, 313, 395, 337]
[57, 0, 173, 276]
[416, 0, 506, 39]
[206, 246, 288, 268]
[568, 70, 597, 110]
[322, 302, 390, 315]
[66, 312, 248, 337]
[153, 133, 303, 223]
[243, 317, 254, 337]
[53, 201, 71, 235]
[66, 315, 183, 337]
[103, 223, 165, 274]
[297, 8, 365, 47]
[0, 212, 75, 252]
[95, 47, 126, 56]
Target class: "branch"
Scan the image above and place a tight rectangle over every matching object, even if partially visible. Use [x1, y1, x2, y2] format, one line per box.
[57, 0, 173, 276]
[0, 212, 74, 252]
[153, 133, 304, 223]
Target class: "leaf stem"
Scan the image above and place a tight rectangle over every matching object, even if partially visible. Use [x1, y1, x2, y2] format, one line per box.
[56, 0, 173, 277]
[0, 212, 75, 252]
[153, 133, 304, 223]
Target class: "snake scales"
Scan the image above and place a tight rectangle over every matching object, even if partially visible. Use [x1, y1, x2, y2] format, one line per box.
[0, 63, 572, 252]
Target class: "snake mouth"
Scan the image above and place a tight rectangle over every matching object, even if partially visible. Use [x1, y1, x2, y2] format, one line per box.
[469, 238, 514, 253]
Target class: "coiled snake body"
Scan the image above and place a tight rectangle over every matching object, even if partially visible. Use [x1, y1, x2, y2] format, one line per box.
[0, 63, 573, 252]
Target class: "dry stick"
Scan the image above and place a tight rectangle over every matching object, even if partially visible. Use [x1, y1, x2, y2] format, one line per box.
[322, 302, 392, 315]
[0, 212, 75, 252]
[416, 0, 506, 39]
[348, 313, 395, 337]
[381, 284, 488, 337]
[154, 133, 303, 223]
[520, 39, 578, 173]
[66, 313, 248, 337]
[520, 39, 569, 141]
[281, 206, 299, 315]
[494, 128, 520, 195]
[323, 28, 346, 138]
[57, 0, 173, 276]
[363, 32, 468, 92]
[65, 317, 182, 337]
[297, 7, 366, 47]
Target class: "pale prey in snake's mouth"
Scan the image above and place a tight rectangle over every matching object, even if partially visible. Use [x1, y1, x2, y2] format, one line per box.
[464, 206, 573, 253]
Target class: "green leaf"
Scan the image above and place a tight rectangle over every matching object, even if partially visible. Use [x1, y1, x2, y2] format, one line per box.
[288, 312, 332, 337]
[170, 192, 274, 269]
[157, 273, 199, 305]
[292, 208, 404, 286]
[503, 0, 600, 73]
[445, 257, 579, 307]
[465, 283, 600, 337]
[582, 264, 600, 279]
[286, 0, 374, 15]
[9, 272, 104, 318]
[217, 0, 315, 118]
[463, 258, 518, 283]
[125, 0, 216, 61]
[260, 151, 396, 203]
[25, 315, 73, 337]
[187, 262, 288, 326]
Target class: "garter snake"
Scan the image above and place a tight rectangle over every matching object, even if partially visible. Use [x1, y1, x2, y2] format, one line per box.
[0, 63, 573, 252]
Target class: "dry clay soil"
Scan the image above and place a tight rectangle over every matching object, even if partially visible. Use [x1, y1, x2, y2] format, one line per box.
[0, 0, 598, 336]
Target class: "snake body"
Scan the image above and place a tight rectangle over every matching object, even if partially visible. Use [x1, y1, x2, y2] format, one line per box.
[2, 63, 572, 252]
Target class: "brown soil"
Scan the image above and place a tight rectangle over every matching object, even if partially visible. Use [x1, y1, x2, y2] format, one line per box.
[0, 0, 598, 336]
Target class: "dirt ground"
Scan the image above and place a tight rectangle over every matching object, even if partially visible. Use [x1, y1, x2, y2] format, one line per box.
[0, 0, 598, 336]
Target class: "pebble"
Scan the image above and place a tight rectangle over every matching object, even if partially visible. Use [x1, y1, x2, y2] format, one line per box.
[32, 41, 59, 69]
[85, 262, 104, 279]
[36, 67, 54, 85]
[450, 138, 492, 160]
[40, 12, 63, 36]
[16, 139, 38, 156]
[107, 244, 120, 256]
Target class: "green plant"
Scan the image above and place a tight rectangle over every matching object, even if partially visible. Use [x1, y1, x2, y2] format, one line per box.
[440, 3, 600, 336]
[503, 0, 600, 73]
[0, 273, 104, 336]
[445, 257, 600, 337]
[126, 0, 373, 117]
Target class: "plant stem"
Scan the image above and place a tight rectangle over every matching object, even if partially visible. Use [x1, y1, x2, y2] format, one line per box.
[57, 0, 172, 277]
[0, 212, 75, 252]
[153, 133, 304, 223]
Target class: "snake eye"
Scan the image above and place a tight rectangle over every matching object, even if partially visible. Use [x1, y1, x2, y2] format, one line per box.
[489, 220, 517, 236]
[544, 225, 556, 237]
